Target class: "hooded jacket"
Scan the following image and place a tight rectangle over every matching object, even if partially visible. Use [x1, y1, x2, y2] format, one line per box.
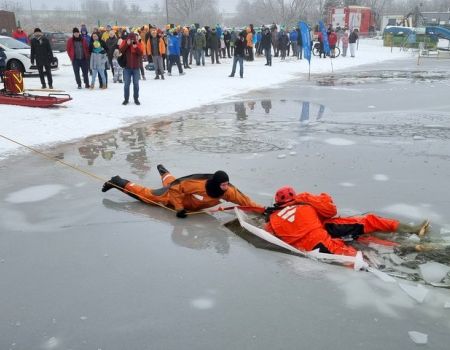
[119, 33, 143, 69]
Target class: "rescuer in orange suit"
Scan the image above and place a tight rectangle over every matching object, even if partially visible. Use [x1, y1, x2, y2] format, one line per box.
[264, 186, 429, 256]
[101, 164, 263, 218]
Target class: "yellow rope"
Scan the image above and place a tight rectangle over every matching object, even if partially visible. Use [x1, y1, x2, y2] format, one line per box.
[0, 134, 207, 215]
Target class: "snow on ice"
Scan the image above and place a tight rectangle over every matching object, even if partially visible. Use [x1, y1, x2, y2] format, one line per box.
[323, 138, 356, 146]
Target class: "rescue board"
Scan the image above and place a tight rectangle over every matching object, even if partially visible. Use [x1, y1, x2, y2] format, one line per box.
[234, 208, 368, 270]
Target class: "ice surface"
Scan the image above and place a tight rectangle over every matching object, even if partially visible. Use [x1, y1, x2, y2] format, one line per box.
[408, 331, 428, 344]
[190, 298, 215, 310]
[419, 262, 450, 284]
[368, 105, 376, 109]
[289, 151, 297, 156]
[42, 337, 59, 349]
[383, 203, 442, 222]
[399, 283, 429, 303]
[277, 154, 287, 159]
[5, 184, 67, 203]
[440, 225, 450, 235]
[444, 301, 450, 308]
[324, 138, 356, 146]
[373, 174, 389, 181]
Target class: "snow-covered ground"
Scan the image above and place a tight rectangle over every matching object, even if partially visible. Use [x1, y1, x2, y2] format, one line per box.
[0, 39, 410, 159]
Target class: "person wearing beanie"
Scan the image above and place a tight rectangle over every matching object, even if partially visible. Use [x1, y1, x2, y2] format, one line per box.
[101, 165, 263, 218]
[66, 27, 90, 88]
[30, 27, 54, 89]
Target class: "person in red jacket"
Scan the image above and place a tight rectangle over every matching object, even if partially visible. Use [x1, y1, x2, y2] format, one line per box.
[66, 27, 90, 89]
[12, 27, 29, 44]
[328, 30, 338, 58]
[119, 32, 143, 105]
[265, 186, 429, 257]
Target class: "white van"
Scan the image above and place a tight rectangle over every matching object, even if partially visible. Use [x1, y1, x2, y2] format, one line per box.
[0, 35, 58, 74]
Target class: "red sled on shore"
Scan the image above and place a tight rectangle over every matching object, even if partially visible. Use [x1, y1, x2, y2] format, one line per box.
[1, 70, 72, 108]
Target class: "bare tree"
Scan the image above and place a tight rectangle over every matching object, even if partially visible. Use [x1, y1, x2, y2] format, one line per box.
[165, 0, 222, 24]
[0, 0, 23, 12]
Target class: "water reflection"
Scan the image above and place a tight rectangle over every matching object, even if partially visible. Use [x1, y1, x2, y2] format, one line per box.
[74, 99, 329, 163]
[102, 198, 230, 254]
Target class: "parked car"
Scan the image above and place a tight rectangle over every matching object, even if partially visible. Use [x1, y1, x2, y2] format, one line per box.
[0, 35, 58, 74]
[43, 32, 68, 52]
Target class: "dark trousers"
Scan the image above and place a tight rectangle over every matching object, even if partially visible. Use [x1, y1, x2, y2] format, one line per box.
[181, 48, 190, 67]
[265, 48, 272, 65]
[168, 55, 183, 73]
[37, 64, 53, 87]
[246, 46, 254, 61]
[211, 48, 220, 63]
[123, 68, 140, 101]
[72, 58, 89, 87]
[225, 44, 231, 57]
[230, 55, 243, 77]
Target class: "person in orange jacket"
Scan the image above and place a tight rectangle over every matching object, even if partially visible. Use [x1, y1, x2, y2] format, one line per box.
[146, 28, 166, 79]
[102, 164, 263, 218]
[264, 186, 429, 256]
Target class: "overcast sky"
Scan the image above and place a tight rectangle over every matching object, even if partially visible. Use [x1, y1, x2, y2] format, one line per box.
[19, 0, 240, 12]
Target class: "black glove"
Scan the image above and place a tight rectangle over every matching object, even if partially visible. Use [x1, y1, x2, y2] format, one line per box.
[176, 209, 187, 218]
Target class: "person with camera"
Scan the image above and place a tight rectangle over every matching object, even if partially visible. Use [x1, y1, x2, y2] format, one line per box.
[30, 28, 55, 89]
[119, 32, 143, 105]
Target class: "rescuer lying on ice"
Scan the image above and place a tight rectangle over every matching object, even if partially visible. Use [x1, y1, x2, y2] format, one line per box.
[101, 164, 263, 218]
[264, 186, 430, 257]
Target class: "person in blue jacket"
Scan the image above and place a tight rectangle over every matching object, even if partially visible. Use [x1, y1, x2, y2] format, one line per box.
[167, 29, 184, 76]
[289, 28, 298, 57]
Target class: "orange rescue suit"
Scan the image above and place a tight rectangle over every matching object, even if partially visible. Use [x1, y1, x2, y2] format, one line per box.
[124, 172, 262, 212]
[265, 192, 399, 257]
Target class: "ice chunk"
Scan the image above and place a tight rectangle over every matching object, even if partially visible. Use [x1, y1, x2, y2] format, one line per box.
[367, 267, 396, 283]
[80, 316, 88, 321]
[339, 182, 355, 187]
[399, 283, 429, 303]
[389, 253, 405, 265]
[444, 301, 450, 309]
[190, 297, 215, 310]
[368, 105, 376, 109]
[440, 226, 450, 235]
[373, 174, 389, 181]
[408, 331, 428, 344]
[413, 135, 426, 141]
[277, 154, 286, 159]
[289, 151, 297, 156]
[419, 262, 450, 284]
[408, 234, 421, 242]
[324, 138, 356, 146]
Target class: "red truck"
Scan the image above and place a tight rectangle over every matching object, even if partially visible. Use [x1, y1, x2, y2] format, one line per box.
[329, 6, 375, 34]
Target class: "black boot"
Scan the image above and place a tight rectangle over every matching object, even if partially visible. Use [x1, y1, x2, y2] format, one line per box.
[157, 164, 169, 176]
[102, 175, 130, 192]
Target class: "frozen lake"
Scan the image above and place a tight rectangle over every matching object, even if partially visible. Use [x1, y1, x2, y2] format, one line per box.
[1, 57, 450, 349]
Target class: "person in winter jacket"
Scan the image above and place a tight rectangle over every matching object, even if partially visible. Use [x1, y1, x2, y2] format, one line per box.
[88, 32, 108, 89]
[208, 28, 220, 64]
[261, 27, 272, 66]
[229, 31, 246, 78]
[278, 29, 289, 60]
[66, 27, 90, 89]
[223, 29, 231, 58]
[265, 187, 430, 257]
[193, 28, 206, 66]
[328, 30, 338, 58]
[341, 30, 349, 57]
[105, 30, 118, 75]
[80, 24, 91, 46]
[146, 28, 166, 79]
[289, 28, 298, 57]
[297, 27, 303, 59]
[111, 48, 123, 83]
[102, 165, 263, 218]
[271, 24, 279, 57]
[30, 28, 54, 89]
[119, 32, 143, 105]
[349, 29, 359, 57]
[167, 29, 184, 75]
[12, 27, 29, 44]
[230, 29, 237, 56]
[0, 47, 6, 82]
[245, 27, 254, 61]
[181, 28, 192, 69]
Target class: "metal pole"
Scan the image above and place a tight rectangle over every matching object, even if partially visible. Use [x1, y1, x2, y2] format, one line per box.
[165, 0, 169, 24]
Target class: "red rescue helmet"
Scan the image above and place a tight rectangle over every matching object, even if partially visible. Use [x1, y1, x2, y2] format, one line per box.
[275, 186, 296, 204]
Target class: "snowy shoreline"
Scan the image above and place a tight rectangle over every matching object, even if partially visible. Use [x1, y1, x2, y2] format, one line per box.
[0, 39, 410, 160]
